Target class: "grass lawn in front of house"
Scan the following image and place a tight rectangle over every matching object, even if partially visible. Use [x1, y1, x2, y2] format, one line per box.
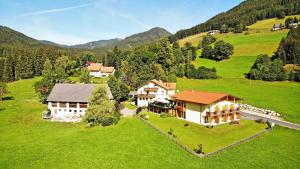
[140, 111, 267, 153]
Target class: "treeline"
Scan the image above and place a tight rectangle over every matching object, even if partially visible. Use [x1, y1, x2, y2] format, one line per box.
[248, 27, 300, 82]
[169, 0, 300, 42]
[107, 38, 217, 89]
[0, 45, 107, 82]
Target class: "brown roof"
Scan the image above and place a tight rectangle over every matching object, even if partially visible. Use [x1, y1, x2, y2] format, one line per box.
[87, 63, 103, 71]
[173, 90, 241, 105]
[148, 79, 176, 90]
[102, 66, 115, 73]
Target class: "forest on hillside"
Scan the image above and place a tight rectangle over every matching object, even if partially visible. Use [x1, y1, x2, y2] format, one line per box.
[169, 0, 300, 42]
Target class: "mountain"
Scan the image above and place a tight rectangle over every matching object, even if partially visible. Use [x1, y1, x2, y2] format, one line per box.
[170, 0, 300, 42]
[39, 40, 67, 48]
[71, 38, 121, 49]
[71, 27, 172, 49]
[0, 26, 44, 47]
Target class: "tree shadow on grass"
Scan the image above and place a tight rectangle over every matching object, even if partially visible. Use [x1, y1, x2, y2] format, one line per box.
[0, 108, 5, 112]
[2, 96, 14, 101]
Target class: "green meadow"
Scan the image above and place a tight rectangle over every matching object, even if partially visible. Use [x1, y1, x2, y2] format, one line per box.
[176, 16, 300, 124]
[140, 111, 267, 153]
[1, 78, 300, 169]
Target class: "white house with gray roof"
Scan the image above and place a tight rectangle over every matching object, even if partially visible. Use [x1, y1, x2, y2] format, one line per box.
[46, 83, 113, 121]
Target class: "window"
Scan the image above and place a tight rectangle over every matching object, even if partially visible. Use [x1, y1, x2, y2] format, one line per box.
[64, 109, 66, 112]
[69, 103, 77, 108]
[51, 102, 57, 107]
[79, 110, 82, 113]
[69, 110, 72, 112]
[79, 103, 88, 108]
[59, 103, 67, 108]
[74, 110, 77, 113]
[59, 109, 61, 111]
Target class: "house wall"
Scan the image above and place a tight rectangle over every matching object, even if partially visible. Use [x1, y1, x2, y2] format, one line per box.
[183, 101, 239, 125]
[90, 71, 101, 77]
[136, 82, 175, 107]
[100, 70, 115, 77]
[48, 102, 88, 119]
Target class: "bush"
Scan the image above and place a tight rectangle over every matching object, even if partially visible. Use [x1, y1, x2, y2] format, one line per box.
[194, 144, 204, 154]
[136, 107, 143, 114]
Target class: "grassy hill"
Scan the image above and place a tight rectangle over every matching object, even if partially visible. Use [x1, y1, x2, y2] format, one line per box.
[175, 16, 300, 124]
[0, 78, 300, 168]
[177, 15, 300, 78]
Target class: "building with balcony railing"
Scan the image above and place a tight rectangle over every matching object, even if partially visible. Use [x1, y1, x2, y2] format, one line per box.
[172, 90, 242, 126]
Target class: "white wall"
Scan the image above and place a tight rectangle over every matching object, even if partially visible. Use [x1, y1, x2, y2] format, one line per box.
[137, 82, 172, 107]
[90, 71, 101, 77]
[182, 101, 239, 125]
[48, 102, 88, 119]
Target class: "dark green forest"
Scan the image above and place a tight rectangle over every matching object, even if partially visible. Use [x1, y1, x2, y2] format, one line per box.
[169, 0, 300, 42]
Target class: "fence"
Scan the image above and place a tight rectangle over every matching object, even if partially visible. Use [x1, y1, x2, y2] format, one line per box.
[137, 116, 271, 158]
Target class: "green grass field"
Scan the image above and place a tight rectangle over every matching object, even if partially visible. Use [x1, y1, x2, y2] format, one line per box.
[175, 16, 300, 124]
[1, 78, 300, 168]
[177, 78, 300, 124]
[140, 111, 267, 153]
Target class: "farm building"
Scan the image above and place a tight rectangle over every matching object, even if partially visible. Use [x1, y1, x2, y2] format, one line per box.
[87, 62, 115, 77]
[46, 83, 113, 121]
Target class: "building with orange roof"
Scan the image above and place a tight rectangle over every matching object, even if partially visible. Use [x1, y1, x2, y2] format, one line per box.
[86, 63, 115, 77]
[136, 79, 176, 107]
[172, 90, 242, 125]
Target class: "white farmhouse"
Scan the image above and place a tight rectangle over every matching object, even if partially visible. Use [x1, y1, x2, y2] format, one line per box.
[87, 62, 115, 78]
[172, 90, 242, 126]
[136, 79, 176, 107]
[46, 84, 113, 121]
[87, 63, 103, 77]
[100, 66, 115, 77]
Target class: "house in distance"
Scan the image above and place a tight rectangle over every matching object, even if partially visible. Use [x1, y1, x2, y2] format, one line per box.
[87, 62, 115, 77]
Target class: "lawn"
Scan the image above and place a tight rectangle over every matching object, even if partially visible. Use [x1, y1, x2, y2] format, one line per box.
[139, 111, 267, 153]
[123, 101, 137, 110]
[0, 78, 300, 168]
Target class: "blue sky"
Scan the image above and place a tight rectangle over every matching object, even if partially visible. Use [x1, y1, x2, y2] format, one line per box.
[0, 0, 243, 45]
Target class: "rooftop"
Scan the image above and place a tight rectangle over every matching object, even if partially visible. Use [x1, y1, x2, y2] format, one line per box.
[47, 83, 113, 103]
[87, 63, 103, 71]
[150, 79, 176, 90]
[173, 90, 241, 105]
[102, 66, 115, 73]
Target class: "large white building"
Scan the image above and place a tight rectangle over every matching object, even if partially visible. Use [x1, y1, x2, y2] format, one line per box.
[46, 83, 113, 121]
[172, 90, 242, 126]
[136, 79, 176, 107]
[87, 63, 115, 78]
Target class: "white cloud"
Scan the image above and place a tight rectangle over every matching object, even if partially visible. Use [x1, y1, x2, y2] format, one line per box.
[19, 3, 93, 17]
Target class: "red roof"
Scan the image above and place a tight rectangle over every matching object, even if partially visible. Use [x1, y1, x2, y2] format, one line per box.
[173, 90, 241, 105]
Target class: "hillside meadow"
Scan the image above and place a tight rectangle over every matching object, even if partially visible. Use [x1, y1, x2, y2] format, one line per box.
[175, 16, 300, 124]
[0, 78, 300, 169]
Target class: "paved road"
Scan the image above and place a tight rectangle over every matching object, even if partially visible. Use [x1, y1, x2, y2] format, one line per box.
[120, 108, 136, 117]
[241, 110, 300, 131]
